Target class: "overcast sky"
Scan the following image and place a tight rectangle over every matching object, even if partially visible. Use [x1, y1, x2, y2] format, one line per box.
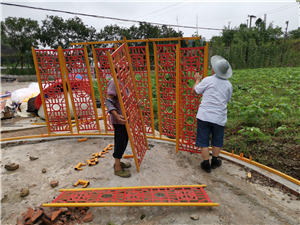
[1, 0, 299, 41]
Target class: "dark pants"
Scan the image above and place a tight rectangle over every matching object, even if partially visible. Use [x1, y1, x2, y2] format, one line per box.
[113, 124, 129, 159]
[195, 119, 225, 147]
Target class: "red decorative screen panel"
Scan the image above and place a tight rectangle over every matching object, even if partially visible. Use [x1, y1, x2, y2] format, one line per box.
[50, 186, 215, 206]
[94, 47, 115, 132]
[34, 49, 71, 132]
[178, 47, 204, 153]
[155, 44, 177, 138]
[129, 46, 154, 135]
[108, 44, 148, 168]
[62, 48, 98, 131]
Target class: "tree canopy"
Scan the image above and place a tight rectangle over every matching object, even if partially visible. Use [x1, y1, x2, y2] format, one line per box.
[210, 18, 284, 48]
[40, 15, 96, 49]
[1, 17, 40, 53]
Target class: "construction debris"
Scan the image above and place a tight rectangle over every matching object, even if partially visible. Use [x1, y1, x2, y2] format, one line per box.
[190, 214, 199, 220]
[74, 179, 90, 188]
[78, 138, 87, 142]
[74, 163, 86, 171]
[16, 206, 92, 225]
[20, 188, 29, 197]
[4, 163, 19, 170]
[29, 155, 39, 161]
[50, 181, 59, 188]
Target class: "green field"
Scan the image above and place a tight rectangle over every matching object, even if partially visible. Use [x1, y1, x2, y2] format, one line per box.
[225, 66, 300, 180]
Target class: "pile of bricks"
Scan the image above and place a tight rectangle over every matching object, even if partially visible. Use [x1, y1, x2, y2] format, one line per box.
[16, 205, 93, 225]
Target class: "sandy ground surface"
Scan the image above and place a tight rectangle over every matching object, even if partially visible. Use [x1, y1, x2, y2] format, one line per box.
[1, 81, 300, 225]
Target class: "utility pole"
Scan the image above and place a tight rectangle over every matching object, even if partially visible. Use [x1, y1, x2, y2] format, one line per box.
[264, 14, 267, 26]
[248, 15, 256, 27]
[285, 21, 289, 38]
[228, 21, 231, 29]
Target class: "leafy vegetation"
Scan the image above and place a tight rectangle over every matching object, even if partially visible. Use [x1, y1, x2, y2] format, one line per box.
[225, 66, 300, 179]
[210, 20, 300, 68]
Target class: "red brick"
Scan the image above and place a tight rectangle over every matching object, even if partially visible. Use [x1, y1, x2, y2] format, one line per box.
[283, 186, 290, 192]
[67, 207, 75, 212]
[61, 217, 67, 224]
[51, 210, 61, 221]
[31, 209, 44, 223]
[24, 207, 34, 221]
[25, 218, 33, 225]
[60, 207, 68, 213]
[290, 189, 299, 197]
[16, 218, 25, 225]
[83, 212, 93, 223]
[41, 214, 52, 225]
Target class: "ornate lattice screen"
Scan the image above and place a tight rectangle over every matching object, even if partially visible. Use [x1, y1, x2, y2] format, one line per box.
[32, 48, 72, 133]
[62, 48, 99, 131]
[154, 44, 177, 139]
[129, 46, 155, 136]
[93, 47, 115, 132]
[177, 47, 205, 153]
[43, 185, 218, 207]
[107, 43, 149, 171]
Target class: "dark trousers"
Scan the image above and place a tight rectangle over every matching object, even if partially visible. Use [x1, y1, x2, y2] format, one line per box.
[113, 124, 129, 159]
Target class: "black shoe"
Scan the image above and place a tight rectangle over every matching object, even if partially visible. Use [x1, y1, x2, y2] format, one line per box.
[211, 158, 222, 169]
[201, 161, 211, 173]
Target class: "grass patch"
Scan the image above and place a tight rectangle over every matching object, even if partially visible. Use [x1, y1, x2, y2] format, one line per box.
[224, 66, 300, 179]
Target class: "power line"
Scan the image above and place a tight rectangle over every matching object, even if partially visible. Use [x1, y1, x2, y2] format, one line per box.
[143, 2, 196, 21]
[255, 3, 297, 17]
[133, 1, 186, 20]
[1, 2, 223, 31]
[184, 3, 297, 25]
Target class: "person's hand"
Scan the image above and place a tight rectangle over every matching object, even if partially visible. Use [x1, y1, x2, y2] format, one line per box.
[137, 100, 143, 108]
[194, 72, 203, 82]
[117, 114, 127, 125]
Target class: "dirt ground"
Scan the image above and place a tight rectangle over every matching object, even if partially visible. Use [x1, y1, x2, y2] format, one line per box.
[1, 81, 300, 225]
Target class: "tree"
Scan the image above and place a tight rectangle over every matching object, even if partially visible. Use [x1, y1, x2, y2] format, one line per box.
[220, 27, 237, 47]
[1, 17, 40, 69]
[289, 28, 300, 39]
[40, 15, 96, 49]
[96, 24, 123, 47]
[1, 17, 40, 53]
